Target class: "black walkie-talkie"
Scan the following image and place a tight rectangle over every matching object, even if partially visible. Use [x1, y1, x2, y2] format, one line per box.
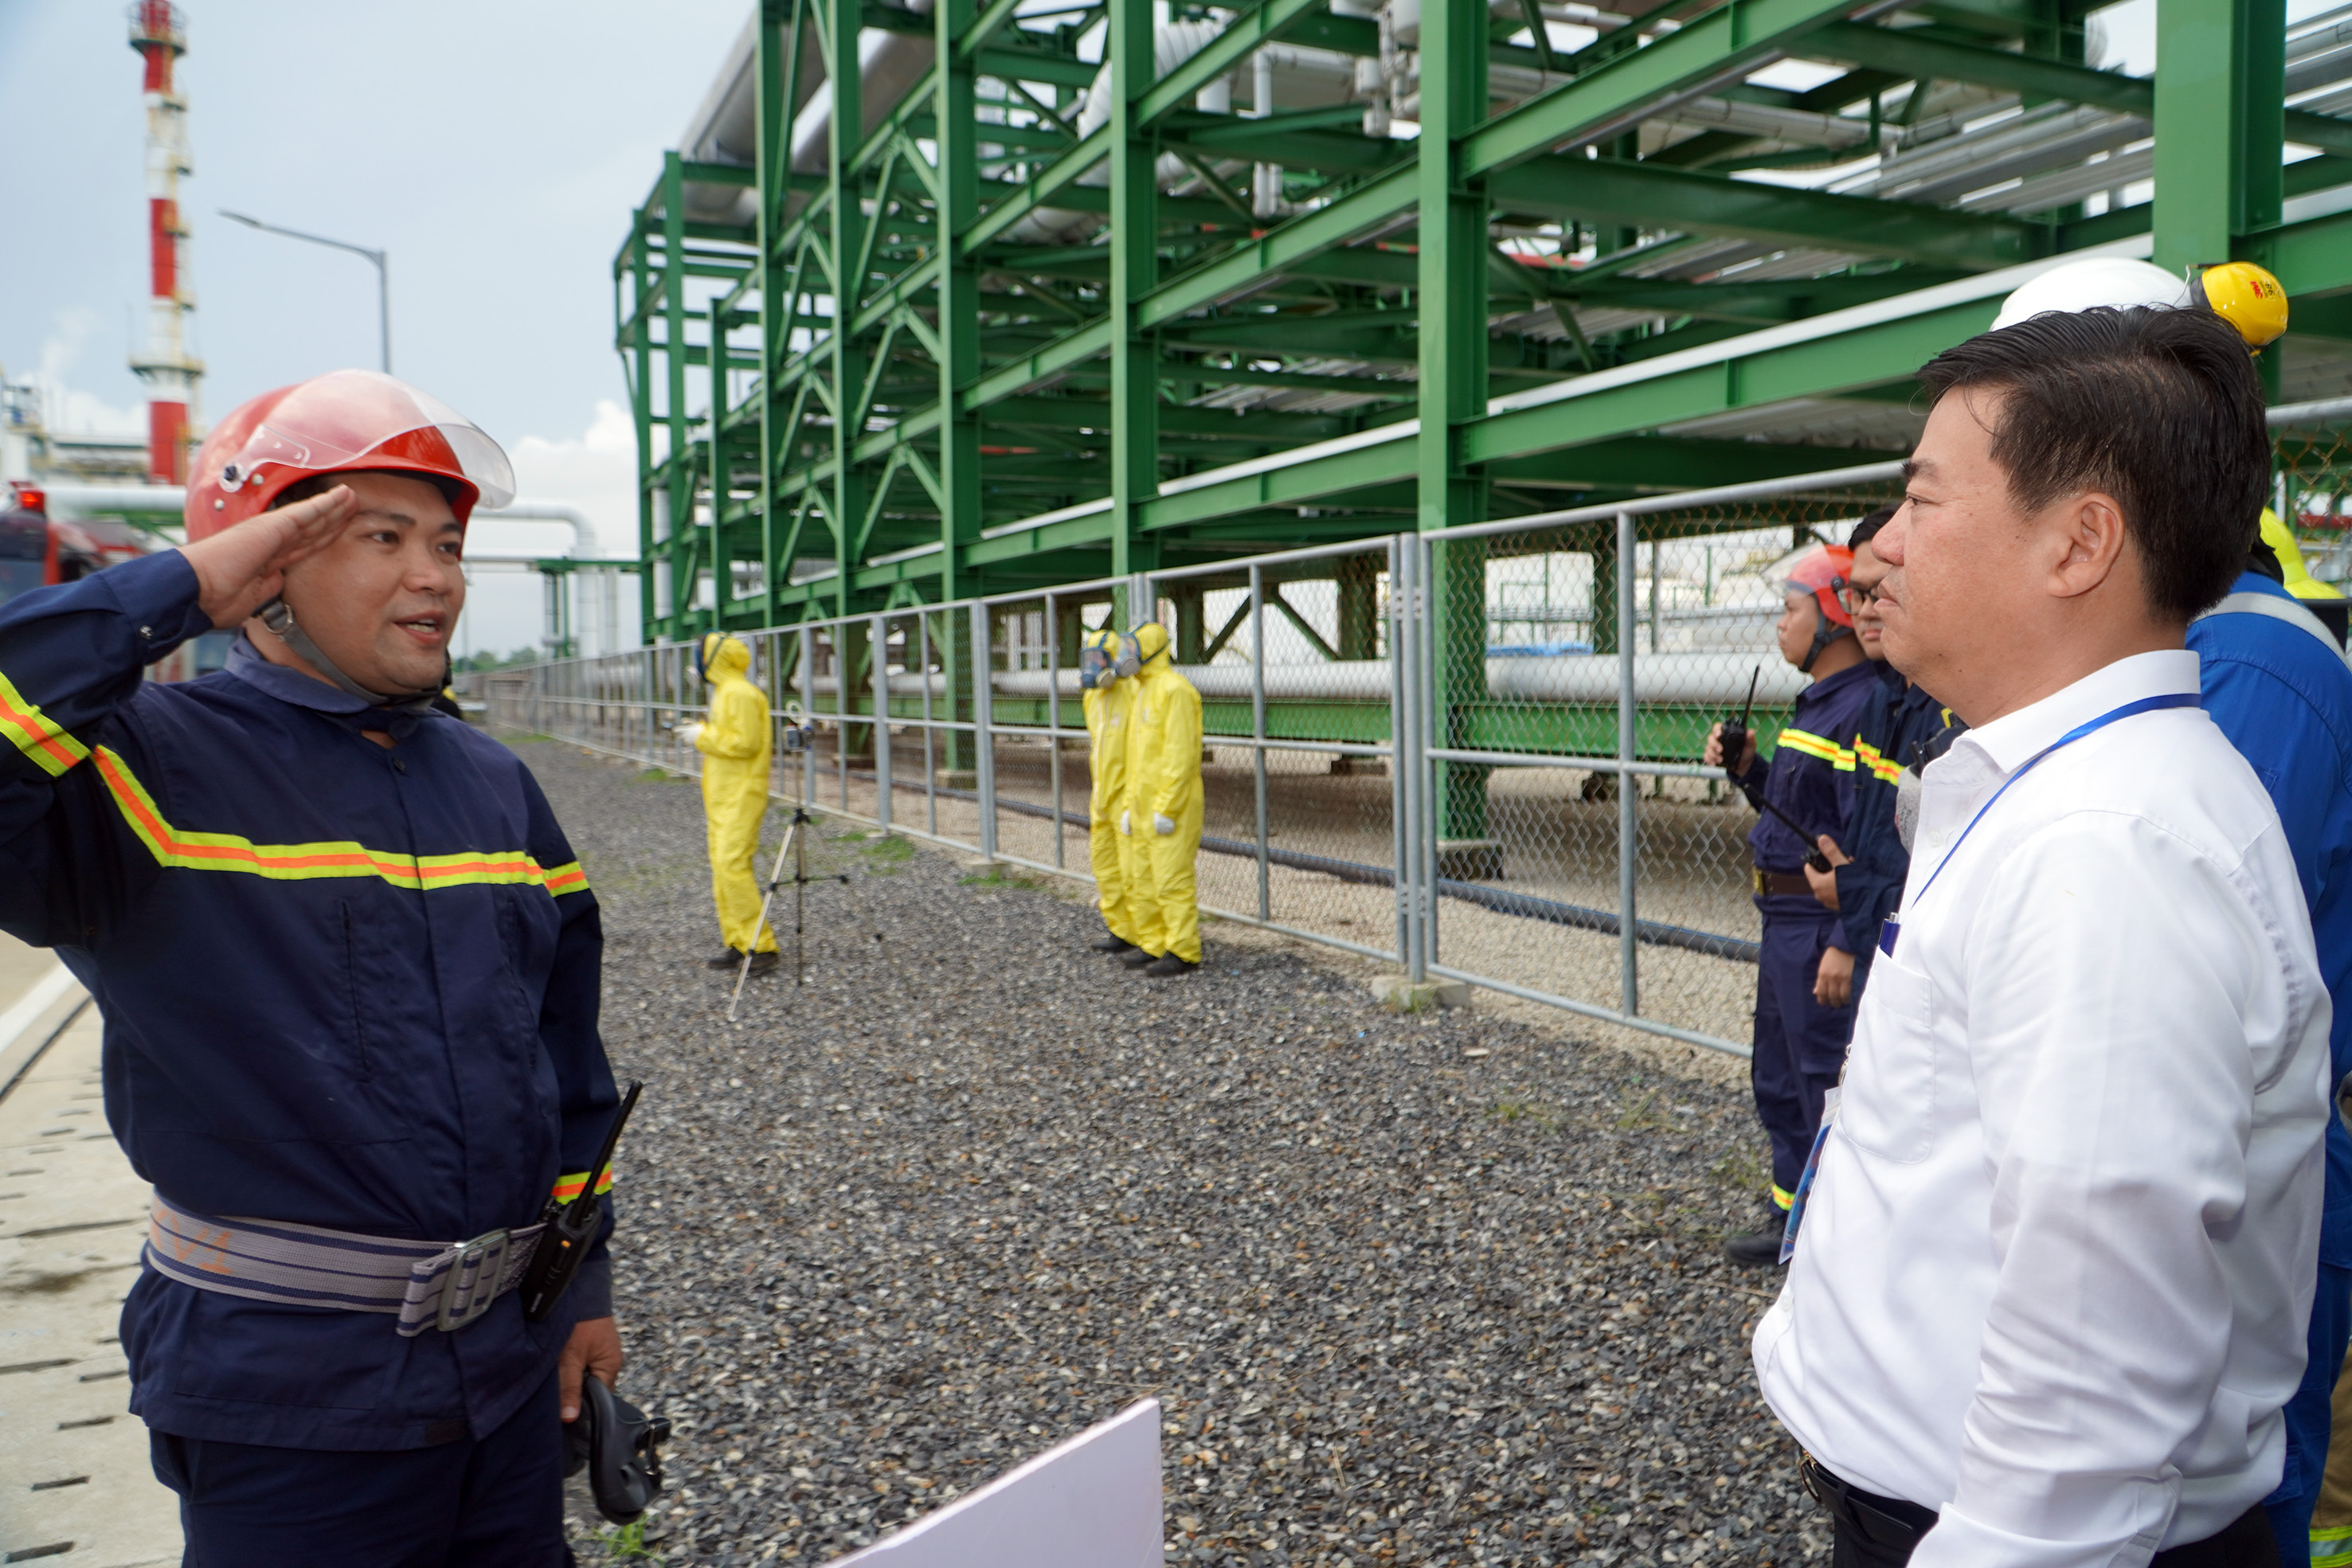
[1720, 666, 1760, 784]
[521, 1080, 642, 1322]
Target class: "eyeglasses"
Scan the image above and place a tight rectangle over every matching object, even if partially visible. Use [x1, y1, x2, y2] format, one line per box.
[1845, 581, 1891, 606]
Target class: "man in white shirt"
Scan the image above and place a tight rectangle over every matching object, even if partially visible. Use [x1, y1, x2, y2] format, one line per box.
[1752, 303, 2334, 1568]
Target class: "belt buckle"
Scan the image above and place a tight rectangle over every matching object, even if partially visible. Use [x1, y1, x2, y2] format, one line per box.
[436, 1228, 512, 1333]
[1752, 866, 1767, 896]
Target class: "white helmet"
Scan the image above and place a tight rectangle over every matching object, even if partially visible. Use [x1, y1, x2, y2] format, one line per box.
[1990, 257, 2191, 332]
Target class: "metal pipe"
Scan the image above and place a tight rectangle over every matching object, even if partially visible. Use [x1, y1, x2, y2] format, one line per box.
[1251, 562, 1271, 923]
[1616, 509, 1638, 1018]
[1047, 592, 1065, 871]
[871, 611, 891, 835]
[972, 600, 997, 862]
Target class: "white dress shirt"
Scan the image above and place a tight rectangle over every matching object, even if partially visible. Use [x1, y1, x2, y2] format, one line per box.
[1754, 649, 2332, 1568]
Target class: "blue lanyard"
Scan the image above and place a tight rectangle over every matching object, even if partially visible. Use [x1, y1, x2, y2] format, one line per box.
[1882, 691, 2198, 956]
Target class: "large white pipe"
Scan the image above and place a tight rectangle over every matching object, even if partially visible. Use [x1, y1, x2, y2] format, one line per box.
[38, 482, 185, 519]
[787, 651, 1809, 706]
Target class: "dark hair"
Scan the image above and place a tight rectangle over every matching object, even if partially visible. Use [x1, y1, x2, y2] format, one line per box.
[1916, 306, 2268, 620]
[1849, 504, 1899, 549]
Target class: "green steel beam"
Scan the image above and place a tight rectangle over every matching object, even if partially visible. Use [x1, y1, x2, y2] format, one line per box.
[1135, 0, 1329, 123]
[960, 127, 1109, 252]
[1486, 157, 2037, 268]
[1462, 0, 1884, 178]
[1139, 165, 1418, 327]
[937, 0, 985, 600]
[1108, 0, 1159, 584]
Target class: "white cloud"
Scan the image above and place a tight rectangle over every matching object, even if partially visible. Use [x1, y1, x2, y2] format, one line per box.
[500, 398, 639, 561]
[28, 307, 145, 439]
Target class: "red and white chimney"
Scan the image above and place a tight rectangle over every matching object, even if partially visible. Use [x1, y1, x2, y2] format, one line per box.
[127, 2, 201, 485]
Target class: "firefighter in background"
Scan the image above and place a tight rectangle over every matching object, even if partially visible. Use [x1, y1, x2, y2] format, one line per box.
[1707, 542, 1877, 1269]
[1115, 620, 1205, 976]
[680, 632, 779, 972]
[0, 370, 620, 1561]
[1080, 626, 1143, 955]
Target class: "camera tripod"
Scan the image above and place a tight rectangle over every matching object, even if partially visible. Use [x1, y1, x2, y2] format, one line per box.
[726, 806, 897, 1020]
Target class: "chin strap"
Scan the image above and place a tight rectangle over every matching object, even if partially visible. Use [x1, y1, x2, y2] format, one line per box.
[256, 598, 442, 714]
[1797, 604, 1854, 675]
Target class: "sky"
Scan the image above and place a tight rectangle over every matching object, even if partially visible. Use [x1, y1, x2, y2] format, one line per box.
[0, 0, 750, 655]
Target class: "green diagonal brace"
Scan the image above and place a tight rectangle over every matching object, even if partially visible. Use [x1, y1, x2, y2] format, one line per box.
[1139, 163, 1418, 327]
[1463, 0, 1884, 178]
[1135, 0, 1327, 123]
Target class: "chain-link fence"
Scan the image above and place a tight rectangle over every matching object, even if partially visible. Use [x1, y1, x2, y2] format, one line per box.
[491, 417, 2352, 1058]
[1410, 463, 1904, 1053]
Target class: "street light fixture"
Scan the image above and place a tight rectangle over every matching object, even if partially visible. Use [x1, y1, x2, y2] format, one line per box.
[218, 210, 390, 373]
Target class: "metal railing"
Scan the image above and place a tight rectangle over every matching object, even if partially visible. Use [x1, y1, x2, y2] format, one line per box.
[491, 419, 2352, 1059]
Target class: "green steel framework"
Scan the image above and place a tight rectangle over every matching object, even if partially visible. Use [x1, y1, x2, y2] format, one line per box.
[614, 0, 2352, 646]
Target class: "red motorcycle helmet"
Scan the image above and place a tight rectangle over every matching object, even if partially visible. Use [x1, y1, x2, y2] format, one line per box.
[184, 370, 514, 540]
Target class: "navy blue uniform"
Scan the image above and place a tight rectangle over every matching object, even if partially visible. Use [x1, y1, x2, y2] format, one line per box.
[0, 551, 615, 1561]
[2186, 572, 2352, 1561]
[1836, 673, 1955, 995]
[1733, 658, 1877, 1205]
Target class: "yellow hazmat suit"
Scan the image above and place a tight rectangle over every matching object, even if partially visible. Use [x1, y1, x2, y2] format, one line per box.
[694, 634, 778, 955]
[1119, 622, 1205, 965]
[1083, 648, 1139, 947]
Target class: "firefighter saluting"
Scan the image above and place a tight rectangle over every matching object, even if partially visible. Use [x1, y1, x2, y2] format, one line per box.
[0, 370, 622, 1562]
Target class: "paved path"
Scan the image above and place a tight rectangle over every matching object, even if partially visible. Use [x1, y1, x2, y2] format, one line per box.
[0, 937, 182, 1568]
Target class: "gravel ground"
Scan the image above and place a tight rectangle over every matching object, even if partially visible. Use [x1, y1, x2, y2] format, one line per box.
[514, 737, 1827, 1567]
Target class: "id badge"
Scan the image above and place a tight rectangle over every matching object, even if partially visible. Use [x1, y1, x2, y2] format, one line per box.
[1779, 1086, 1840, 1264]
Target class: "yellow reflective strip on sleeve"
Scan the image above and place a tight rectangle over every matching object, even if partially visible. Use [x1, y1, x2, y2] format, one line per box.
[1771, 1184, 1795, 1210]
[543, 861, 590, 896]
[1776, 728, 1855, 770]
[551, 1168, 616, 1202]
[1870, 757, 1904, 783]
[2311, 1530, 2352, 1568]
[0, 667, 91, 778]
[93, 747, 573, 897]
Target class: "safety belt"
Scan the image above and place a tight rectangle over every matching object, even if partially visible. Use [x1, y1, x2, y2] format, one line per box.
[2195, 590, 2347, 661]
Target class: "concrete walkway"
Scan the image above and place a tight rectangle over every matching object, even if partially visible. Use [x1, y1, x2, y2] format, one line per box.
[0, 937, 181, 1568]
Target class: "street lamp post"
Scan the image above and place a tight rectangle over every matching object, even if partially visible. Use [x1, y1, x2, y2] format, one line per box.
[218, 210, 389, 373]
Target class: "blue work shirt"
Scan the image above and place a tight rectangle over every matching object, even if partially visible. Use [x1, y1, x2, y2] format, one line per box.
[1837, 673, 1957, 993]
[2189, 569, 2352, 1272]
[1741, 658, 1879, 943]
[0, 550, 617, 1451]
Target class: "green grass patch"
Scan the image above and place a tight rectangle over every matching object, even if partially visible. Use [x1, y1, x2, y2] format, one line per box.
[598, 1519, 663, 1562]
[861, 835, 915, 864]
[1489, 1093, 1557, 1132]
[958, 866, 1039, 891]
[628, 767, 676, 784]
[1708, 1145, 1767, 1193]
[1612, 1089, 1665, 1132]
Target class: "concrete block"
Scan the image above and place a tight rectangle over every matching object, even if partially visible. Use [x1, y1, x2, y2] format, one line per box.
[1329, 756, 1387, 776]
[1435, 839, 1505, 881]
[956, 855, 999, 875]
[1371, 974, 1472, 1012]
[937, 768, 980, 791]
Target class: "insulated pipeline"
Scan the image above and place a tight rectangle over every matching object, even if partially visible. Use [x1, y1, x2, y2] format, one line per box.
[842, 768, 1760, 963]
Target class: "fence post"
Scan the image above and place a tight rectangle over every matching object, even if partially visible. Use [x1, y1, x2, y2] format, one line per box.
[871, 612, 892, 834]
[1386, 538, 1411, 972]
[798, 625, 816, 807]
[972, 600, 997, 861]
[920, 612, 937, 838]
[1250, 563, 1270, 922]
[1616, 508, 1639, 1017]
[1047, 592, 1066, 870]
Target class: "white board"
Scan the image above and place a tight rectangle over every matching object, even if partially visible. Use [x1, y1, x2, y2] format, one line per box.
[824, 1398, 1164, 1568]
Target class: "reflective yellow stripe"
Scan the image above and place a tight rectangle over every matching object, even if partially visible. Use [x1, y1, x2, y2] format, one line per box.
[1777, 727, 1856, 772]
[543, 861, 590, 896]
[94, 746, 584, 895]
[552, 1167, 616, 1202]
[0, 667, 90, 778]
[1771, 1184, 1796, 1210]
[2311, 1526, 2352, 1568]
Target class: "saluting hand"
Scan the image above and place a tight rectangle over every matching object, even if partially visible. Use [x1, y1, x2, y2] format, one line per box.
[178, 483, 358, 630]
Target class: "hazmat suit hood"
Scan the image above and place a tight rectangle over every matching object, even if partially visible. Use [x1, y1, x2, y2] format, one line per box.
[1132, 622, 1172, 668]
[701, 634, 752, 682]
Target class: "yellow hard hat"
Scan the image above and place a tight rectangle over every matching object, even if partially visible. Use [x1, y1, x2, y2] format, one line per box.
[2259, 507, 2345, 602]
[2197, 262, 2290, 350]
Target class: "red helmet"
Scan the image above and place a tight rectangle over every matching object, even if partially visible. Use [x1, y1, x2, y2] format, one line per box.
[184, 370, 514, 540]
[1765, 542, 1856, 672]
[1767, 542, 1856, 630]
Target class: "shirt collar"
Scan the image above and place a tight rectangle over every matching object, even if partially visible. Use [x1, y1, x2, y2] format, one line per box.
[225, 633, 378, 716]
[1952, 647, 2200, 775]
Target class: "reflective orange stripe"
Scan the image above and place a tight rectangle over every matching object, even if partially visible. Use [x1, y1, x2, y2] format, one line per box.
[93, 746, 590, 895]
[552, 1168, 616, 1202]
[0, 668, 90, 778]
